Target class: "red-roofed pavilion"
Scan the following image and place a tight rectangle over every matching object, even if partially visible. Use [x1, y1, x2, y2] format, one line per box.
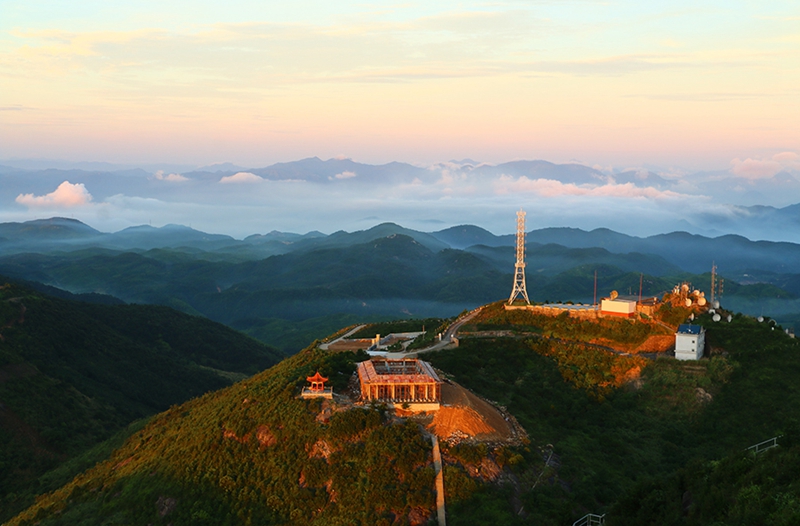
[306, 371, 328, 391]
[301, 371, 333, 399]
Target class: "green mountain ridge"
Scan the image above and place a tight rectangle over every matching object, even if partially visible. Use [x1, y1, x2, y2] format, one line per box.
[4, 217, 800, 355]
[6, 347, 439, 526]
[7, 300, 800, 525]
[3, 229, 799, 353]
[0, 279, 284, 521]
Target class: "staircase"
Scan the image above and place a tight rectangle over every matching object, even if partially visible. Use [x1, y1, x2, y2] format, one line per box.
[572, 513, 605, 526]
[572, 513, 606, 526]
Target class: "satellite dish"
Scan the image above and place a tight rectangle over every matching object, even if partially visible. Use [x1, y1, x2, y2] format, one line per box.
[681, 283, 690, 292]
[685, 298, 693, 307]
[709, 308, 716, 314]
[689, 313, 695, 321]
[698, 297, 707, 306]
[758, 316, 764, 322]
[713, 314, 721, 322]
[692, 289, 700, 296]
[713, 300, 720, 309]
[610, 290, 618, 300]
[727, 315, 732, 322]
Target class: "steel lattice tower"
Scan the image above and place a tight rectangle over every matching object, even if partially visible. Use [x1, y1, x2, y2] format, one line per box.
[508, 209, 530, 305]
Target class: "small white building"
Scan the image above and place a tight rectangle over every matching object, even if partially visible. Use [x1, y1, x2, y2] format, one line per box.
[675, 324, 705, 360]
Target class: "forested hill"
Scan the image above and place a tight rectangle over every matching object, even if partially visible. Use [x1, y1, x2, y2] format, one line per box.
[0, 278, 284, 521]
[6, 295, 800, 524]
[6, 346, 438, 526]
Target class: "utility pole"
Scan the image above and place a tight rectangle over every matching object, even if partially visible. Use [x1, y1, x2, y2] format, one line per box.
[639, 273, 643, 303]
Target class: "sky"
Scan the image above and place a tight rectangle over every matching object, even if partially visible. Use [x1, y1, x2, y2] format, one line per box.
[2, 1, 799, 170]
[1, 1, 799, 240]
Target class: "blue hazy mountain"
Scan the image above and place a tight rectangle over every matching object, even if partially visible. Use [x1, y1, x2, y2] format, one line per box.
[0, 217, 101, 241]
[3, 217, 800, 353]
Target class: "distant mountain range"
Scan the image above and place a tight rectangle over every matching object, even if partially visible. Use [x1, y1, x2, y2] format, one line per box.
[4, 216, 800, 276]
[2, 217, 800, 351]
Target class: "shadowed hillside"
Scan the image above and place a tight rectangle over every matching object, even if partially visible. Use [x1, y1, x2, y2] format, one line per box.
[0, 279, 283, 521]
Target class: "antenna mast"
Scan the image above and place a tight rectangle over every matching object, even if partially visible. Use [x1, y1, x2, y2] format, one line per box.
[710, 262, 717, 305]
[639, 273, 643, 303]
[508, 209, 530, 305]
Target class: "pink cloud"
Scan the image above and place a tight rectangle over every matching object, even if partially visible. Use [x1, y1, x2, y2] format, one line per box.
[16, 181, 93, 208]
[219, 172, 263, 184]
[773, 151, 799, 162]
[154, 170, 188, 182]
[730, 158, 782, 179]
[494, 176, 683, 199]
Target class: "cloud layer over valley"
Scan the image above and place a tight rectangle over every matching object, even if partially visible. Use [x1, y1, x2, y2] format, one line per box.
[4, 156, 800, 242]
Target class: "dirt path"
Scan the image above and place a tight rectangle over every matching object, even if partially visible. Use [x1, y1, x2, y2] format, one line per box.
[431, 435, 446, 526]
[319, 324, 367, 350]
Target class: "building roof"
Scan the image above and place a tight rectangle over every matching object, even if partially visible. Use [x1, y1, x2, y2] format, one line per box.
[357, 359, 441, 385]
[602, 298, 637, 305]
[677, 324, 703, 335]
[306, 371, 329, 383]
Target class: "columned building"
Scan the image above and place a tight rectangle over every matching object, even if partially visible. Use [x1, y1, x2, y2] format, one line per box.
[357, 359, 442, 405]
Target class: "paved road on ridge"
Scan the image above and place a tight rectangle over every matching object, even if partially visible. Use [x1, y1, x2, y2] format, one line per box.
[386, 307, 484, 359]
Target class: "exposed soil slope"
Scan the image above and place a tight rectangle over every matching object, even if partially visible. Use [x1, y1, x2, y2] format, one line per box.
[428, 382, 520, 442]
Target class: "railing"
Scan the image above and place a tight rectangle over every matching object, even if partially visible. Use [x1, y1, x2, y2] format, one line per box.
[572, 513, 605, 526]
[746, 436, 782, 455]
[300, 387, 333, 398]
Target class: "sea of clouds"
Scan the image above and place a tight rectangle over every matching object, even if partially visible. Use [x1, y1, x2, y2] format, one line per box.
[2, 153, 799, 241]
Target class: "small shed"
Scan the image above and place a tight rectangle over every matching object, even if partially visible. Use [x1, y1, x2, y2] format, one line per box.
[675, 324, 705, 360]
[600, 298, 637, 318]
